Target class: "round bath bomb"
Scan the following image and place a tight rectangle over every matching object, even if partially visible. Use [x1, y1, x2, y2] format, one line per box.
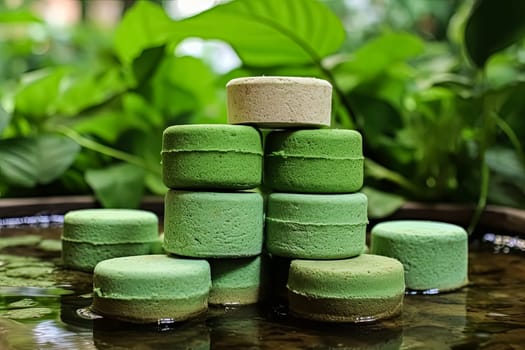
[370, 220, 469, 292]
[287, 254, 405, 323]
[227, 76, 332, 128]
[61, 209, 159, 272]
[162, 124, 262, 190]
[209, 256, 266, 305]
[92, 255, 211, 323]
[164, 191, 264, 258]
[264, 129, 364, 193]
[266, 192, 367, 259]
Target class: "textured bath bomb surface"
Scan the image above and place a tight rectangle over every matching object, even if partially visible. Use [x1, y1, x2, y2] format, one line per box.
[162, 124, 262, 190]
[92, 255, 211, 323]
[227, 76, 332, 128]
[287, 254, 405, 323]
[266, 192, 367, 259]
[264, 129, 364, 193]
[370, 220, 469, 292]
[209, 256, 265, 306]
[61, 209, 158, 272]
[164, 191, 264, 258]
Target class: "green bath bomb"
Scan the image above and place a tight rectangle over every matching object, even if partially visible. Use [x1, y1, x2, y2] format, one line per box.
[370, 220, 469, 292]
[227, 76, 332, 128]
[264, 129, 364, 193]
[92, 255, 211, 323]
[265, 192, 367, 259]
[209, 256, 266, 306]
[164, 191, 264, 258]
[162, 124, 262, 190]
[61, 209, 158, 272]
[287, 254, 405, 323]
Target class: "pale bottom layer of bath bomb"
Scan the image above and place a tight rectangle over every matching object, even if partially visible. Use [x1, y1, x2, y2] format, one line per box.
[209, 256, 265, 305]
[209, 286, 262, 306]
[264, 157, 363, 193]
[162, 152, 262, 190]
[288, 292, 403, 323]
[92, 294, 208, 323]
[61, 240, 155, 272]
[266, 221, 366, 259]
[370, 220, 468, 291]
[287, 255, 405, 323]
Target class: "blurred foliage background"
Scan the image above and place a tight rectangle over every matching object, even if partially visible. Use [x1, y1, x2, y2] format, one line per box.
[0, 0, 524, 225]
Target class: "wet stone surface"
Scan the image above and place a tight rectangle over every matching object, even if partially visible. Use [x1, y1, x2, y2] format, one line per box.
[1, 224, 525, 349]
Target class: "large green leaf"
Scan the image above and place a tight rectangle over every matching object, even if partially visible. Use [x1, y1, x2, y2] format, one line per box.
[57, 68, 129, 117]
[72, 93, 161, 143]
[177, 0, 345, 66]
[114, 1, 175, 64]
[0, 105, 10, 135]
[151, 56, 217, 119]
[465, 0, 525, 67]
[334, 32, 424, 91]
[14, 68, 68, 119]
[115, 0, 345, 67]
[0, 10, 43, 23]
[361, 186, 406, 219]
[0, 134, 80, 187]
[85, 163, 145, 208]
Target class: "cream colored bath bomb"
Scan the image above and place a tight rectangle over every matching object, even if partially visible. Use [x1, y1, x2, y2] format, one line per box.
[92, 255, 211, 323]
[287, 254, 405, 323]
[61, 209, 159, 272]
[227, 76, 332, 128]
[370, 220, 469, 292]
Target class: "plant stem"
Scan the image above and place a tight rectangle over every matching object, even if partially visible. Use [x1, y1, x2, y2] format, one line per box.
[54, 125, 161, 175]
[468, 160, 489, 234]
[495, 113, 525, 164]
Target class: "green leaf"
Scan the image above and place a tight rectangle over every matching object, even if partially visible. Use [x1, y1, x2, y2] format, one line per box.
[465, 0, 525, 67]
[0, 10, 43, 23]
[85, 163, 145, 208]
[114, 1, 175, 64]
[57, 68, 129, 117]
[151, 56, 218, 119]
[334, 32, 424, 90]
[176, 0, 345, 66]
[361, 186, 406, 219]
[485, 147, 525, 183]
[0, 134, 80, 187]
[14, 68, 68, 119]
[132, 45, 166, 86]
[72, 93, 161, 143]
[0, 105, 10, 135]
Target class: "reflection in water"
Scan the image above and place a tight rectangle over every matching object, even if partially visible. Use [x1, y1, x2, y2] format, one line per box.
[92, 317, 211, 350]
[33, 320, 95, 350]
[401, 290, 468, 349]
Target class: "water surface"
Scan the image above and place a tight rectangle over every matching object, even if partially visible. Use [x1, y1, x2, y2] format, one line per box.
[1, 222, 524, 349]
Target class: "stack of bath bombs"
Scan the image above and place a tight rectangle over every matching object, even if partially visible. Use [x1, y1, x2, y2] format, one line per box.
[161, 124, 265, 307]
[227, 76, 405, 323]
[91, 125, 265, 324]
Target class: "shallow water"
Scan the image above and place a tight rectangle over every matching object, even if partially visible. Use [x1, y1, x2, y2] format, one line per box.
[1, 223, 525, 349]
